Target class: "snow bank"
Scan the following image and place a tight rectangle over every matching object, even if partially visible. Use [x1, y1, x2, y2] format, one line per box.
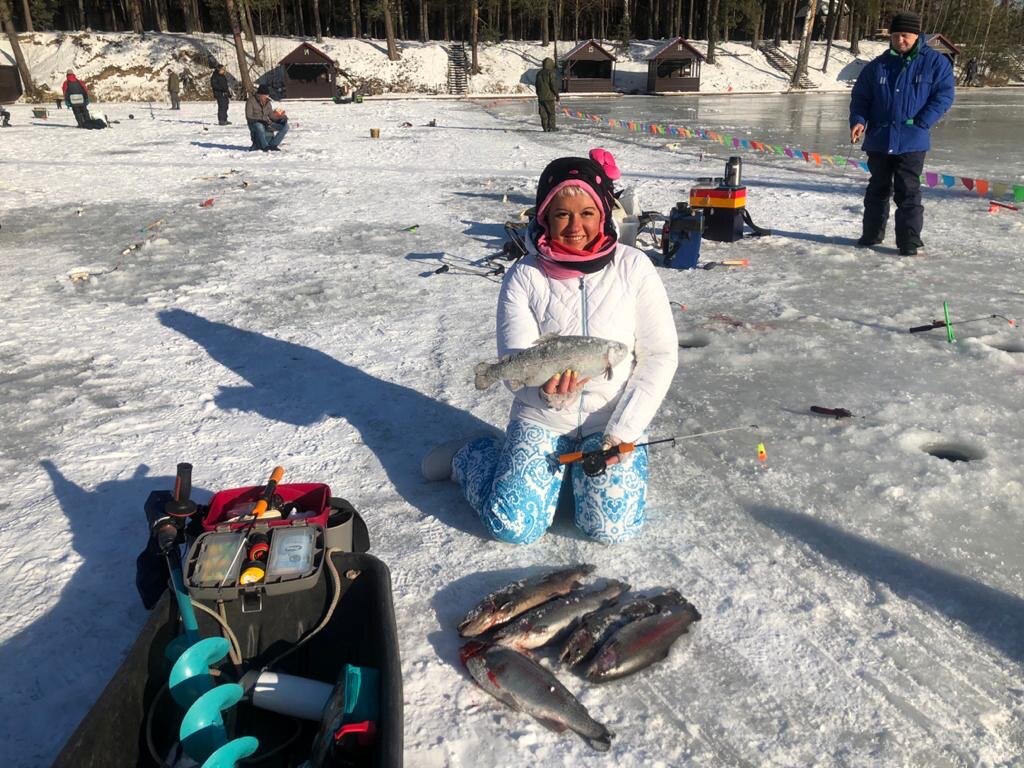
[1, 31, 889, 103]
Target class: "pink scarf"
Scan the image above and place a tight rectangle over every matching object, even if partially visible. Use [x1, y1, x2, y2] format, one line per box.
[534, 231, 617, 280]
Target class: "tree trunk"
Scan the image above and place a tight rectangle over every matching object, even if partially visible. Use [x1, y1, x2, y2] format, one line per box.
[383, 0, 399, 60]
[20, 0, 32, 31]
[224, 0, 254, 95]
[791, 0, 815, 86]
[0, 0, 33, 93]
[295, 0, 304, 37]
[541, 0, 549, 45]
[421, 0, 429, 41]
[821, 0, 837, 73]
[787, 0, 796, 42]
[128, 0, 143, 31]
[313, 0, 322, 40]
[349, 0, 359, 36]
[773, 0, 781, 45]
[239, 0, 261, 65]
[705, 0, 718, 64]
[849, 0, 859, 54]
[78, 0, 86, 28]
[470, 0, 479, 72]
[751, 5, 761, 48]
[686, 0, 692, 38]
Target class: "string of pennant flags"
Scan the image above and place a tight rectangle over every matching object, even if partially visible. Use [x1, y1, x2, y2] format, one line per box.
[561, 107, 1024, 203]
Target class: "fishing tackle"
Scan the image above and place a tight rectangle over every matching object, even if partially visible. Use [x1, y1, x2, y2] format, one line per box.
[810, 406, 853, 419]
[557, 425, 758, 477]
[909, 300, 1016, 342]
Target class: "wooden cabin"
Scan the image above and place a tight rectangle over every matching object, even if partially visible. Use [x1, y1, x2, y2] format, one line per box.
[560, 39, 616, 93]
[276, 42, 338, 99]
[925, 33, 960, 63]
[646, 37, 704, 93]
[0, 65, 23, 103]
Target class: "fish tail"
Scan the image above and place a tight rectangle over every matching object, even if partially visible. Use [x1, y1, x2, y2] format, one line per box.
[474, 361, 495, 390]
[585, 728, 613, 752]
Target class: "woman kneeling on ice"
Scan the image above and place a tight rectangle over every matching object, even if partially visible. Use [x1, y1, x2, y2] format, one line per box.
[424, 156, 677, 544]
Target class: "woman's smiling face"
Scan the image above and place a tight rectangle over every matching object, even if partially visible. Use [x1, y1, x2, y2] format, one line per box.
[544, 187, 601, 249]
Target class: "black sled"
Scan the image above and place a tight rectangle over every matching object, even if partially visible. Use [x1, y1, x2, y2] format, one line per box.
[52, 464, 402, 768]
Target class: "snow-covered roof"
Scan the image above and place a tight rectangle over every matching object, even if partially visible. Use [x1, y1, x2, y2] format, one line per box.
[562, 39, 616, 61]
[647, 37, 705, 62]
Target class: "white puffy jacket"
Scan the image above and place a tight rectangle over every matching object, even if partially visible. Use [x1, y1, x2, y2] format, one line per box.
[496, 242, 678, 442]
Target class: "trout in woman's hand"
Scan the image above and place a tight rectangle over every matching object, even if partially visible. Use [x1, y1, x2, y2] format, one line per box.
[474, 334, 628, 390]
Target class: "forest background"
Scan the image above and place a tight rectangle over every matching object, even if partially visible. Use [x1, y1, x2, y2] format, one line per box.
[3, 0, 1024, 100]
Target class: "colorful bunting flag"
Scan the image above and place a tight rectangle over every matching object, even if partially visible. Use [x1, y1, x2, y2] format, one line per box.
[962, 177, 974, 191]
[976, 180, 989, 197]
[943, 175, 955, 188]
[925, 172, 939, 187]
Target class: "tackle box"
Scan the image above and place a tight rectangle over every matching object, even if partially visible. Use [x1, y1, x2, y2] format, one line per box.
[184, 522, 326, 603]
[202, 482, 332, 532]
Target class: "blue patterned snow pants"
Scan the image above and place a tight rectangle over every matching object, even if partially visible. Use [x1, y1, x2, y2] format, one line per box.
[452, 418, 649, 545]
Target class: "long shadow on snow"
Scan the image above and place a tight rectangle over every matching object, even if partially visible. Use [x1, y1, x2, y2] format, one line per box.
[158, 308, 494, 539]
[750, 505, 1024, 664]
[0, 461, 209, 765]
[190, 140, 257, 152]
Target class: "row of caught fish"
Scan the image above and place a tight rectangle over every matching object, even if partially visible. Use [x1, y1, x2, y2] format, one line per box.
[457, 564, 702, 751]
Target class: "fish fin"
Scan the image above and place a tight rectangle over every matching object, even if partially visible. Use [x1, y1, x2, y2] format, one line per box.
[535, 716, 569, 734]
[474, 361, 495, 390]
[585, 730, 613, 752]
[532, 333, 561, 346]
[603, 364, 614, 380]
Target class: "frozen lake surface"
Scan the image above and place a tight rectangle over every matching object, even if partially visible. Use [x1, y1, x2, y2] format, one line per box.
[489, 89, 1024, 183]
[1, 94, 1023, 767]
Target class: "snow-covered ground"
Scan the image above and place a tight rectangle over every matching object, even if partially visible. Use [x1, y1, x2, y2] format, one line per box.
[2, 93, 1023, 768]
[1, 30, 893, 102]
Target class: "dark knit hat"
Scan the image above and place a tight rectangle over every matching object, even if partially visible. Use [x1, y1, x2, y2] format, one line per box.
[889, 11, 921, 34]
[256, 84, 270, 95]
[534, 156, 617, 240]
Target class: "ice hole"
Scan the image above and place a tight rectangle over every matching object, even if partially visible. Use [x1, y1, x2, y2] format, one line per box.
[678, 333, 712, 349]
[922, 442, 986, 463]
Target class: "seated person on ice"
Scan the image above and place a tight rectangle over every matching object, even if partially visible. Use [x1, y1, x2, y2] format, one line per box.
[245, 84, 288, 151]
[0, 105, 10, 127]
[422, 156, 678, 545]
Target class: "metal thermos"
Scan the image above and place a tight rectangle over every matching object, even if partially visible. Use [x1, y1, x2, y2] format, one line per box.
[725, 156, 742, 188]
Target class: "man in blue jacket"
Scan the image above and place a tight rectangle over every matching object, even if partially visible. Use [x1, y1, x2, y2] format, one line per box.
[849, 12, 955, 256]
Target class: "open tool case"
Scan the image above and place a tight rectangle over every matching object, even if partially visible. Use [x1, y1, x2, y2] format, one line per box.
[185, 482, 352, 605]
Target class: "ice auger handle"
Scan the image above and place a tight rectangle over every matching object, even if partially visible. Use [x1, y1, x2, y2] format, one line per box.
[173, 462, 192, 503]
[909, 321, 945, 334]
[253, 466, 285, 519]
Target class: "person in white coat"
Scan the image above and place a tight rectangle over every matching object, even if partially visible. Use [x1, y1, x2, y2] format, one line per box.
[424, 156, 678, 544]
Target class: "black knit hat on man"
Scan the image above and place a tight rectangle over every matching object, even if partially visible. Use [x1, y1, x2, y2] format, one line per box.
[889, 11, 921, 35]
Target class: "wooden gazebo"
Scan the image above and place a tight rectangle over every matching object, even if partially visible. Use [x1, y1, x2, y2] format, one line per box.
[277, 42, 338, 99]
[925, 33, 960, 63]
[0, 65, 23, 103]
[646, 37, 704, 93]
[560, 39, 616, 93]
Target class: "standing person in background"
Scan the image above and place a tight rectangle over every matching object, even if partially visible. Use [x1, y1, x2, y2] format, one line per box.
[62, 70, 90, 128]
[0, 105, 10, 127]
[534, 57, 560, 132]
[168, 70, 181, 110]
[211, 64, 231, 125]
[849, 11, 955, 257]
[963, 58, 979, 87]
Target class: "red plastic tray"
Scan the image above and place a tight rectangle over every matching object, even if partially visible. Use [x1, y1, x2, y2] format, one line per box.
[203, 482, 331, 532]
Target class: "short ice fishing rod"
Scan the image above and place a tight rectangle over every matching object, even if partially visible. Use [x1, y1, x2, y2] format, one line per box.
[908, 301, 1016, 342]
[557, 425, 758, 476]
